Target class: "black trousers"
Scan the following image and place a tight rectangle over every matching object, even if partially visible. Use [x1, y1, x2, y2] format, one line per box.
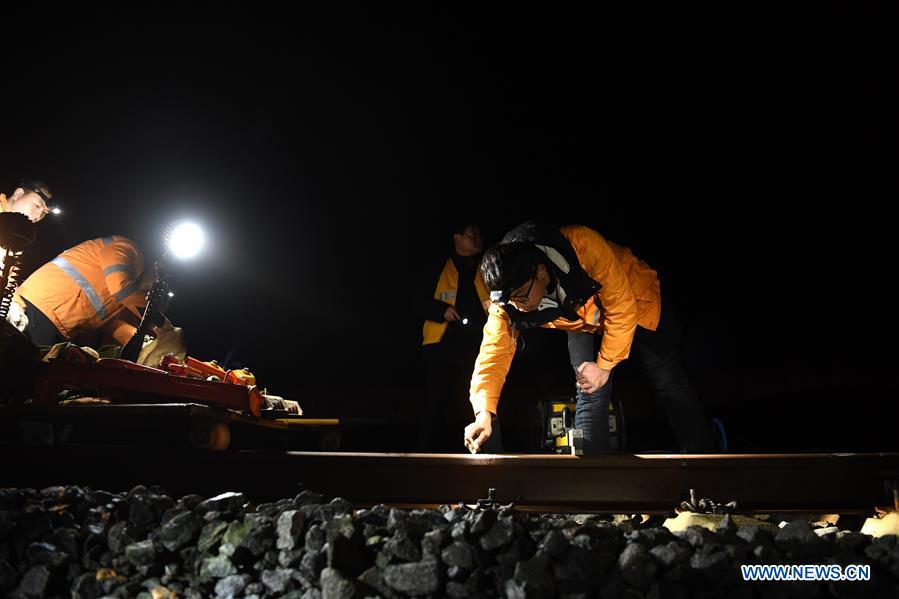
[567, 298, 716, 454]
[22, 298, 66, 346]
[419, 334, 505, 454]
[418, 341, 480, 453]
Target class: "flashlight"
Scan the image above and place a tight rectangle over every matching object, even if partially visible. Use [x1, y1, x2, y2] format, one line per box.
[461, 317, 469, 325]
[51, 207, 62, 215]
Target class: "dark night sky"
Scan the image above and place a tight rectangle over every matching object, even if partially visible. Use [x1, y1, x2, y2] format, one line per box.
[3, 4, 897, 450]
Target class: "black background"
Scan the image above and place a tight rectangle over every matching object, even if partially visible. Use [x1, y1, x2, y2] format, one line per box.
[2, 4, 896, 452]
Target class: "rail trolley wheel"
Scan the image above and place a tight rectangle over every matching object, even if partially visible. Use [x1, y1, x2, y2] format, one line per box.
[189, 418, 231, 451]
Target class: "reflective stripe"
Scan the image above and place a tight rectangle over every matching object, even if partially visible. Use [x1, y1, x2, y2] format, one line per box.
[438, 290, 456, 302]
[52, 257, 108, 319]
[102, 236, 114, 245]
[113, 281, 140, 303]
[103, 264, 133, 277]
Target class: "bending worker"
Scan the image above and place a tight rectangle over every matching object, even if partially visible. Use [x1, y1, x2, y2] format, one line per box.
[463, 222, 716, 455]
[13, 235, 183, 363]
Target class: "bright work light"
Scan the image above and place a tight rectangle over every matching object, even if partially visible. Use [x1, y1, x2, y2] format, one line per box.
[167, 221, 205, 259]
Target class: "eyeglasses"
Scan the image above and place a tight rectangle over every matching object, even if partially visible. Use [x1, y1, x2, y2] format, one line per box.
[508, 273, 537, 305]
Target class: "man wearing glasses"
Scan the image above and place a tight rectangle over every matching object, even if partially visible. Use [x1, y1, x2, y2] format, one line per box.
[463, 222, 715, 455]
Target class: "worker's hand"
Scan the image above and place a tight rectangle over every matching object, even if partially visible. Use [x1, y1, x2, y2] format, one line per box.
[5, 301, 28, 333]
[464, 411, 493, 454]
[444, 306, 461, 322]
[138, 322, 187, 367]
[152, 317, 176, 334]
[576, 362, 611, 394]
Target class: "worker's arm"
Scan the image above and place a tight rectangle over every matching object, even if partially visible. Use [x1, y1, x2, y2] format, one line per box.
[98, 238, 147, 318]
[102, 310, 185, 366]
[101, 309, 142, 346]
[567, 226, 638, 370]
[464, 305, 517, 453]
[469, 304, 518, 415]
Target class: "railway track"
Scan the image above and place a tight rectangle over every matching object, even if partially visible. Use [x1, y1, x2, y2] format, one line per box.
[4, 448, 898, 514]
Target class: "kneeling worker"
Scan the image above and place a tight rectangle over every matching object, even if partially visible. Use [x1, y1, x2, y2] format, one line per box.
[13, 235, 184, 363]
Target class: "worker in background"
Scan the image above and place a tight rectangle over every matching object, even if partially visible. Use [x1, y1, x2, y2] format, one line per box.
[463, 222, 716, 456]
[13, 235, 184, 363]
[0, 180, 52, 224]
[1, 179, 54, 332]
[413, 221, 494, 452]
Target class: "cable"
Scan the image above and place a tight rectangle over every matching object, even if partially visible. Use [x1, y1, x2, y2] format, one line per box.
[0, 251, 23, 321]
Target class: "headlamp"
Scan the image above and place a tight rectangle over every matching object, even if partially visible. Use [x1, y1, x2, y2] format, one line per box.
[490, 289, 511, 305]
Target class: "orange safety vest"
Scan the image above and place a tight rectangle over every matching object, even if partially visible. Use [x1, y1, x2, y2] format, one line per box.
[15, 236, 150, 345]
[469, 225, 661, 416]
[422, 258, 491, 345]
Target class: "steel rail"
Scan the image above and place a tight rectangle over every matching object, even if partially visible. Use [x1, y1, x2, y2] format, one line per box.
[4, 448, 898, 513]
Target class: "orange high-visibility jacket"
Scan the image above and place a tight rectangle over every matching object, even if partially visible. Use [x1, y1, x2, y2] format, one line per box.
[15, 236, 149, 345]
[469, 225, 661, 416]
